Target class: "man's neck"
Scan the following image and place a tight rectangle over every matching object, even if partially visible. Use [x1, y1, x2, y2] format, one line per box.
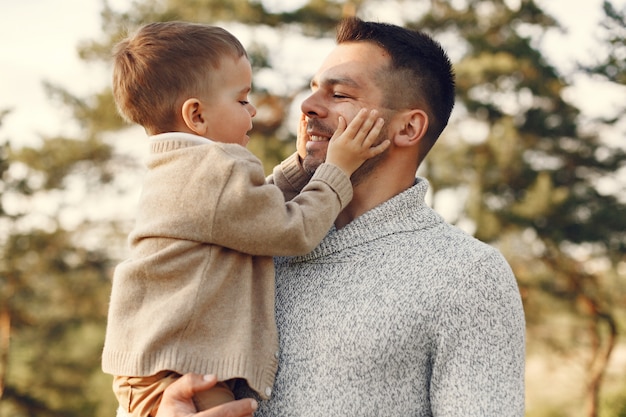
[335, 168, 415, 229]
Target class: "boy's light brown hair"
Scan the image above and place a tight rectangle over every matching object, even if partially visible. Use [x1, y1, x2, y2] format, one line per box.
[112, 21, 247, 135]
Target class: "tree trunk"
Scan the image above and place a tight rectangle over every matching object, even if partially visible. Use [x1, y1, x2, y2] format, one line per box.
[0, 306, 10, 400]
[584, 307, 617, 417]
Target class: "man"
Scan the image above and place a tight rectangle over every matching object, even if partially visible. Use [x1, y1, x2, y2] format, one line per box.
[252, 16, 526, 416]
[146, 16, 526, 417]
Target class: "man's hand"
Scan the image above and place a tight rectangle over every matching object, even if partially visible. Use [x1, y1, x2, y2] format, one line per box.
[155, 374, 258, 417]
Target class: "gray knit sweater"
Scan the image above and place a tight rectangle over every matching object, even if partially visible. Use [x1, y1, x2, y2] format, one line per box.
[252, 177, 526, 416]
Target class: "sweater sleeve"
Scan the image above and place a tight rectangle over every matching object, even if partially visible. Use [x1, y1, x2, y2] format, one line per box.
[137, 142, 351, 257]
[267, 152, 313, 201]
[210, 152, 351, 256]
[430, 250, 526, 417]
[131, 142, 352, 257]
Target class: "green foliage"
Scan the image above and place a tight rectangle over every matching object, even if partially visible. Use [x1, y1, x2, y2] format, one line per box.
[602, 384, 626, 417]
[601, 394, 626, 417]
[3, 228, 111, 416]
[0, 121, 123, 415]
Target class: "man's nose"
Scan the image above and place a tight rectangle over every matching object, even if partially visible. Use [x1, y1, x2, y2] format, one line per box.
[301, 92, 326, 118]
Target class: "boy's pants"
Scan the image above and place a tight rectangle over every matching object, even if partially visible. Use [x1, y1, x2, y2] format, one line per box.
[113, 371, 235, 417]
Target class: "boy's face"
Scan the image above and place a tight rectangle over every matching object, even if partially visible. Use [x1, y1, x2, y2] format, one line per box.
[198, 55, 256, 146]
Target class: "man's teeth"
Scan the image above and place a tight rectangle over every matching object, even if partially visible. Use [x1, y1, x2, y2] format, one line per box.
[309, 135, 329, 142]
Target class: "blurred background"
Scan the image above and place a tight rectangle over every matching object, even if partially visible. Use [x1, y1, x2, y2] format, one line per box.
[0, 0, 625, 416]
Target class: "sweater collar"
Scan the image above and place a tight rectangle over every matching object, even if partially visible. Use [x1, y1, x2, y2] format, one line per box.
[290, 177, 443, 261]
[148, 132, 212, 153]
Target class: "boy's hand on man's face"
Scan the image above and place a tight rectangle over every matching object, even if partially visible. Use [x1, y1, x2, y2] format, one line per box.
[296, 113, 309, 161]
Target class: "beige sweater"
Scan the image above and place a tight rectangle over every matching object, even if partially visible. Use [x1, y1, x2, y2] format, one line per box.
[102, 132, 351, 399]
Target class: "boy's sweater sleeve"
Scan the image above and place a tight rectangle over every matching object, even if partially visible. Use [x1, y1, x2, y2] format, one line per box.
[267, 152, 312, 201]
[210, 156, 350, 256]
[137, 144, 352, 257]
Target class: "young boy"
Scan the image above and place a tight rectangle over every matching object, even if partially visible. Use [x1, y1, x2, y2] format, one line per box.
[101, 21, 388, 417]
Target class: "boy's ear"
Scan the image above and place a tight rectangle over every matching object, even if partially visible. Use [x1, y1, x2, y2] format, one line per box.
[181, 98, 208, 135]
[393, 109, 429, 147]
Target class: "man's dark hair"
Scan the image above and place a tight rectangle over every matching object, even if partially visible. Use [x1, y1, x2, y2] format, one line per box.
[336, 17, 455, 142]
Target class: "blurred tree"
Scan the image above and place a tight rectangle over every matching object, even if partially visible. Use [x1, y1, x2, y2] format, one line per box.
[0, 106, 127, 415]
[3, 0, 625, 416]
[584, 1, 626, 86]
[578, 2, 626, 416]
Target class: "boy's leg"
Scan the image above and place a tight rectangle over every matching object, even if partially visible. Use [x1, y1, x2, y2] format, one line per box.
[113, 371, 179, 417]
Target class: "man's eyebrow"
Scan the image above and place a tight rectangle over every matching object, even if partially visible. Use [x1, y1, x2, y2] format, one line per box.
[310, 76, 360, 89]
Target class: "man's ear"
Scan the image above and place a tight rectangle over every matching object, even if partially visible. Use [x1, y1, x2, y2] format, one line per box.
[181, 98, 208, 136]
[394, 109, 429, 147]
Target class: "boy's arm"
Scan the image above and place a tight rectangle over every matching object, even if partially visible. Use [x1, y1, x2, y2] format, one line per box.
[212, 110, 387, 256]
[267, 113, 313, 200]
[266, 152, 311, 202]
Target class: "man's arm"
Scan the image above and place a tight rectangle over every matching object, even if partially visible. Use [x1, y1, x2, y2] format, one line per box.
[430, 251, 526, 416]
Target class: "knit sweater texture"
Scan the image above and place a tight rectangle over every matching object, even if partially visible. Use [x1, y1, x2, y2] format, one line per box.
[251, 176, 526, 416]
[102, 132, 353, 399]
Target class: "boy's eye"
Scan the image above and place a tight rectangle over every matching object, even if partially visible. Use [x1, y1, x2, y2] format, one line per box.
[239, 100, 249, 105]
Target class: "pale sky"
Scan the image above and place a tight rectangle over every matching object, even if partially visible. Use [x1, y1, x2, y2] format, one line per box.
[1, 0, 624, 230]
[0, 0, 623, 148]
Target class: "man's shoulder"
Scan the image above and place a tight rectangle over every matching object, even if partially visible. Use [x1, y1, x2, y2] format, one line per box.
[376, 218, 513, 280]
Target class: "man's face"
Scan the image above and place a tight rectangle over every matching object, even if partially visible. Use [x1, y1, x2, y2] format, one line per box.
[300, 42, 391, 175]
